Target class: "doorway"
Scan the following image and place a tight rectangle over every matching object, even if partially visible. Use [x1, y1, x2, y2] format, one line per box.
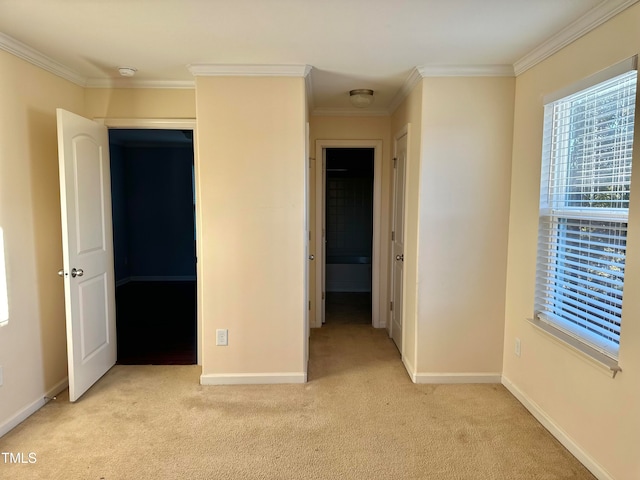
[314, 140, 382, 328]
[324, 148, 374, 325]
[108, 129, 197, 365]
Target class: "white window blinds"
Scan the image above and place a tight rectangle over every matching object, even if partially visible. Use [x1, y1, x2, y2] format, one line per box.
[535, 61, 637, 359]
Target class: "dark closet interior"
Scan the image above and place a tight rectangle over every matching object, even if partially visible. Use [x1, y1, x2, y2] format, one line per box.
[109, 129, 197, 364]
[324, 148, 374, 325]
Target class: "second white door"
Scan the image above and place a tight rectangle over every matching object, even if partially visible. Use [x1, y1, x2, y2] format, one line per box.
[391, 131, 407, 351]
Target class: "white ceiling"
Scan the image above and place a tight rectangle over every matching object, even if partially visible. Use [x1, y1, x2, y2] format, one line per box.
[0, 0, 635, 115]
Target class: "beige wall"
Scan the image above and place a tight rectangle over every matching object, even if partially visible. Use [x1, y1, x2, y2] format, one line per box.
[390, 81, 424, 374]
[417, 77, 514, 375]
[196, 76, 307, 379]
[503, 4, 640, 479]
[0, 50, 85, 429]
[308, 116, 391, 328]
[84, 88, 196, 119]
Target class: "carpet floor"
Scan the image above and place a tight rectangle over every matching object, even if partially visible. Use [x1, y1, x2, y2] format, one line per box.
[0, 324, 595, 479]
[325, 292, 372, 325]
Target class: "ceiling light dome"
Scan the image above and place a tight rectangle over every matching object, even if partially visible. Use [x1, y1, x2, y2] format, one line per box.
[349, 89, 374, 108]
[118, 67, 137, 77]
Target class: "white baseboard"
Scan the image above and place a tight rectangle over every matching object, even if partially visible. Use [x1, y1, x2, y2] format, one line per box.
[502, 376, 613, 480]
[200, 372, 307, 385]
[414, 373, 502, 384]
[401, 355, 417, 382]
[0, 377, 68, 438]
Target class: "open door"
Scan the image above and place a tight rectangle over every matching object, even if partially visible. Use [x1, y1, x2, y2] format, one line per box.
[391, 129, 407, 351]
[56, 109, 116, 402]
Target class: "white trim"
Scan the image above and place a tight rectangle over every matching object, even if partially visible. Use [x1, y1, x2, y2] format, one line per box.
[413, 373, 502, 384]
[188, 64, 312, 77]
[200, 373, 307, 385]
[311, 107, 390, 117]
[542, 55, 637, 105]
[0, 377, 68, 438]
[305, 71, 315, 113]
[95, 118, 196, 129]
[502, 376, 614, 480]
[0, 32, 86, 86]
[314, 140, 383, 329]
[514, 0, 640, 76]
[388, 67, 424, 115]
[402, 355, 417, 383]
[418, 65, 515, 77]
[527, 317, 621, 378]
[86, 78, 195, 89]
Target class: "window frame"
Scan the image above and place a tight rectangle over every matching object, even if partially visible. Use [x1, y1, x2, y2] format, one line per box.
[533, 57, 638, 368]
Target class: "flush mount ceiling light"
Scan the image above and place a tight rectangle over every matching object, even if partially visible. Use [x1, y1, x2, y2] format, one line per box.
[349, 89, 374, 108]
[118, 67, 137, 77]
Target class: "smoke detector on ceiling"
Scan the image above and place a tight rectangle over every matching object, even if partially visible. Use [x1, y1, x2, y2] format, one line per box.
[118, 67, 137, 77]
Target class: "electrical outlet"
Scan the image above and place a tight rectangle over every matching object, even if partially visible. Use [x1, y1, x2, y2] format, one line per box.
[0, 366, 3, 386]
[216, 329, 228, 346]
[515, 338, 521, 357]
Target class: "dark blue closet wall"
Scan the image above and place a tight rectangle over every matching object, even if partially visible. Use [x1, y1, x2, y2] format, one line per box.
[111, 142, 195, 282]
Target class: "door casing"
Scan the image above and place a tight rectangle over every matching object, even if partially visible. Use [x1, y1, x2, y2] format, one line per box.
[314, 139, 383, 328]
[97, 118, 202, 365]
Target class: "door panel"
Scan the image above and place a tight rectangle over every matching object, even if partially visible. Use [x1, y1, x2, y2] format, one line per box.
[74, 137, 106, 253]
[78, 274, 109, 361]
[57, 109, 116, 402]
[391, 132, 407, 351]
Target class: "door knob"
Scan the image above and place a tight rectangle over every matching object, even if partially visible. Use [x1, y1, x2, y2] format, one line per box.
[309, 254, 315, 260]
[71, 268, 84, 278]
[57, 269, 65, 277]
[396, 254, 404, 261]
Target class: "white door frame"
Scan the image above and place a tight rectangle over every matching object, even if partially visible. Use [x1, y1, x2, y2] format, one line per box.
[96, 118, 202, 366]
[314, 139, 383, 328]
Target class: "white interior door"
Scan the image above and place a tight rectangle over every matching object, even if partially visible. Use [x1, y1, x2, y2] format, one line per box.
[391, 131, 407, 351]
[57, 109, 116, 402]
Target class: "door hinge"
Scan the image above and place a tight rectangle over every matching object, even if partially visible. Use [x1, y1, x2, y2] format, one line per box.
[322, 291, 325, 300]
[390, 301, 393, 311]
[393, 157, 397, 168]
[309, 300, 311, 311]
[391, 231, 395, 241]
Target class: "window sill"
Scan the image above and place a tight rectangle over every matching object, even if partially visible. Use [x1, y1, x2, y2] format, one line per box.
[526, 317, 621, 379]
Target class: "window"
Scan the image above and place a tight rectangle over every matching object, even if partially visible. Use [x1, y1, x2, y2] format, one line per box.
[0, 227, 8, 326]
[534, 59, 637, 361]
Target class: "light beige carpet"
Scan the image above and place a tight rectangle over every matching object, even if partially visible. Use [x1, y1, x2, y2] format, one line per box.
[0, 324, 594, 479]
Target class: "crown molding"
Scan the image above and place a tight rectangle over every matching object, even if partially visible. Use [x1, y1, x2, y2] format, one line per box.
[311, 107, 390, 117]
[514, 0, 640, 76]
[305, 68, 315, 112]
[387, 67, 424, 115]
[188, 64, 313, 77]
[0, 32, 86, 86]
[85, 78, 195, 89]
[418, 64, 515, 77]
